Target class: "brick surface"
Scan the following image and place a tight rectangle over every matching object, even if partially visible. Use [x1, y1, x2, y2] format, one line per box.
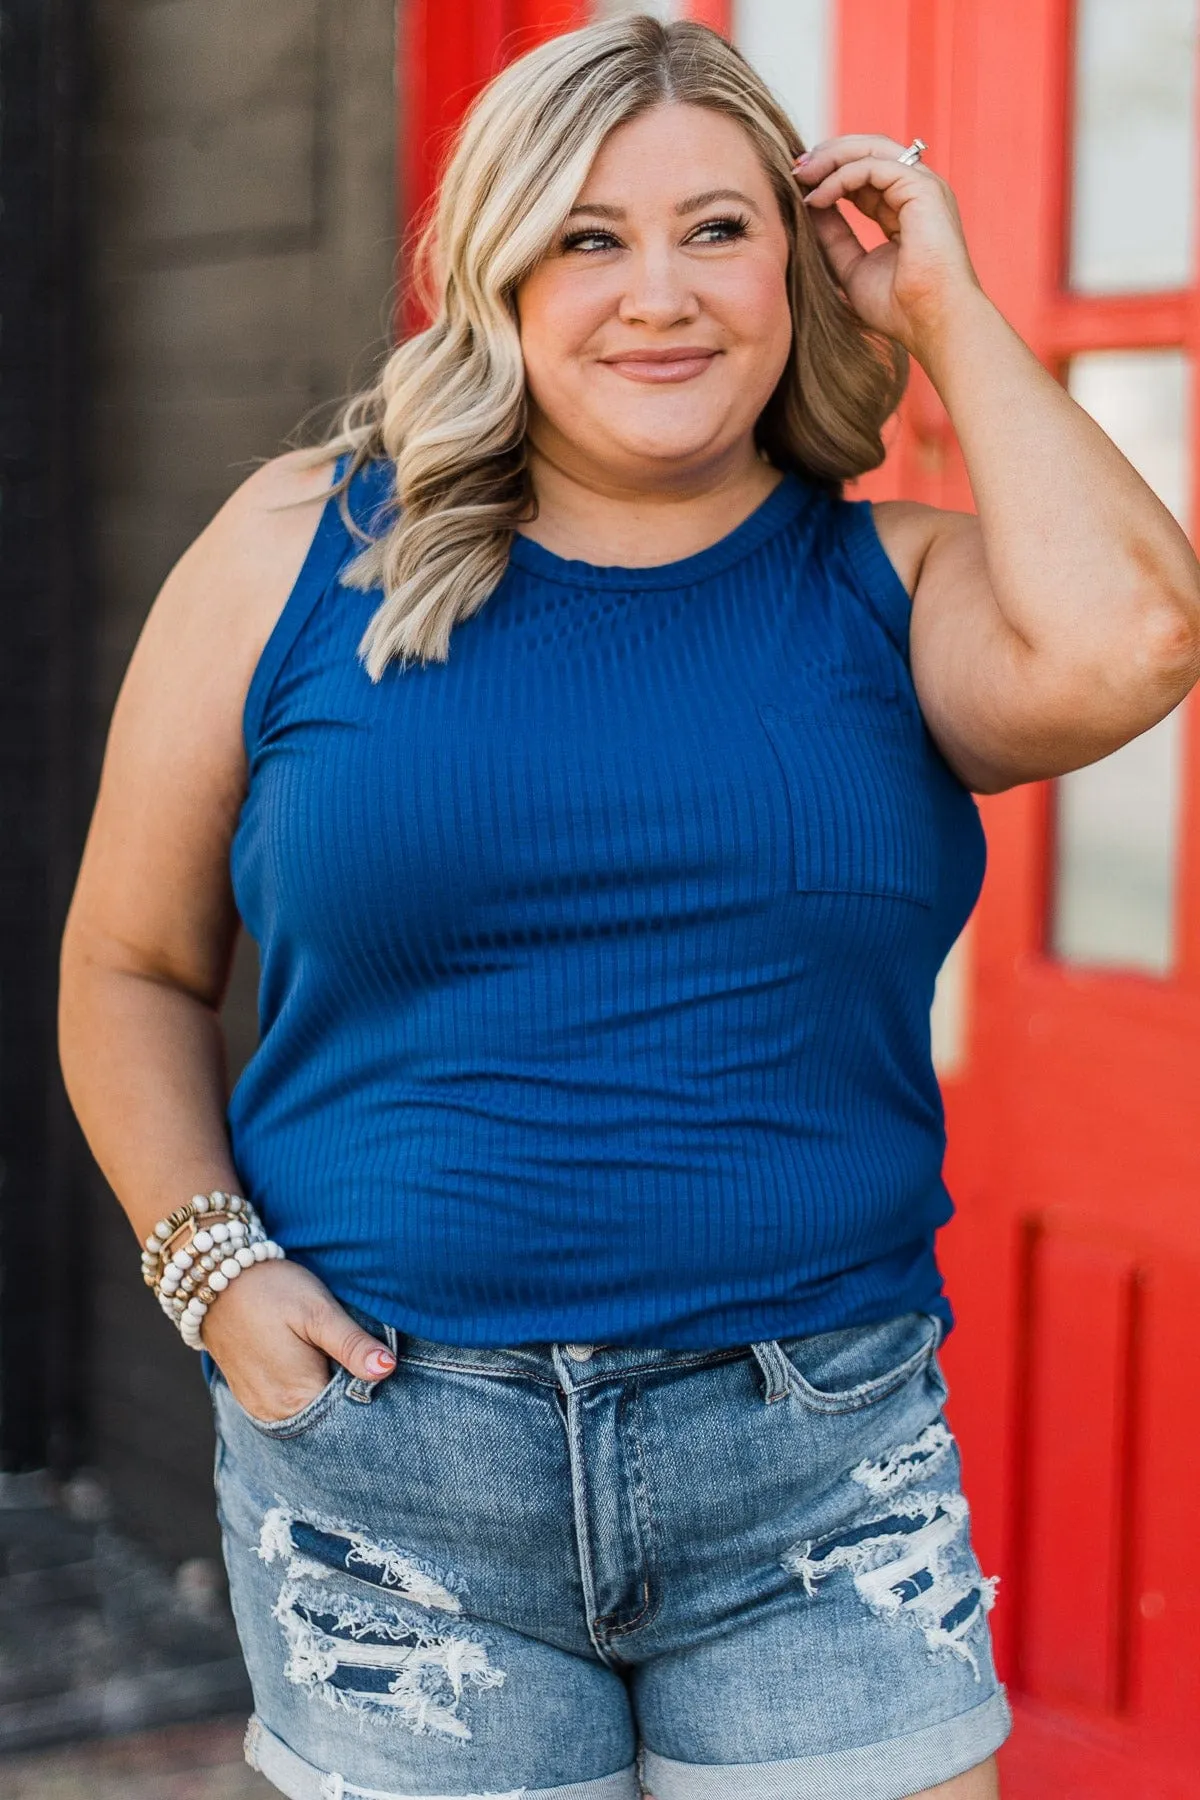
[0, 1501, 249, 1757]
[0, 1718, 272, 1799]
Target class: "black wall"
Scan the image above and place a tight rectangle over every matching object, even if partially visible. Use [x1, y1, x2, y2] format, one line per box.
[0, 0, 93, 1479]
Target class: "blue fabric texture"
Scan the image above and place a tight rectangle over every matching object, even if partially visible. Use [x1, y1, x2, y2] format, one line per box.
[214, 1309, 1009, 1797]
[227, 456, 986, 1348]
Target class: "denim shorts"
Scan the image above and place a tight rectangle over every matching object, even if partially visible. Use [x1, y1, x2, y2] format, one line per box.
[211, 1306, 1011, 1800]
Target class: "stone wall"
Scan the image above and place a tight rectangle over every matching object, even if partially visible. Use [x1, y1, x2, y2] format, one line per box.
[84, 0, 398, 1563]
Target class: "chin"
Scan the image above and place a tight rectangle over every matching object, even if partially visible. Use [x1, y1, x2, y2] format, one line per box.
[602, 417, 734, 470]
[576, 388, 738, 464]
[612, 443, 732, 480]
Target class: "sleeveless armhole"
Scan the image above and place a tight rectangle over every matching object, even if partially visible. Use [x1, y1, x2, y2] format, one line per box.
[836, 496, 917, 663]
[242, 451, 354, 760]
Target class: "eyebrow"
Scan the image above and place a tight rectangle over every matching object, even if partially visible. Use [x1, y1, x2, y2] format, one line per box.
[566, 188, 763, 221]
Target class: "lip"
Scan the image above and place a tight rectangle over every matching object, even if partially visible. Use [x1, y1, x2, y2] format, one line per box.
[598, 347, 720, 384]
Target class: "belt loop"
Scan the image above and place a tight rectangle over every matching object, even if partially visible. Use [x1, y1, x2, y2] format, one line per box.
[346, 1322, 401, 1406]
[750, 1340, 793, 1404]
[320, 1775, 345, 1800]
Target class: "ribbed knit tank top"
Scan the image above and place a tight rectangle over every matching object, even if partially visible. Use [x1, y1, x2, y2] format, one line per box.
[227, 455, 986, 1348]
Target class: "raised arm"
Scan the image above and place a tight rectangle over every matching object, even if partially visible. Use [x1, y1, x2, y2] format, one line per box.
[796, 135, 1200, 794]
[59, 451, 395, 1416]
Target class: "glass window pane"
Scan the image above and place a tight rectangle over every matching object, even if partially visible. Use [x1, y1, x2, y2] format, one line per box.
[1051, 349, 1191, 974]
[1053, 715, 1185, 974]
[1068, 350, 1190, 526]
[1070, 0, 1197, 293]
[592, 0, 676, 17]
[734, 0, 832, 148]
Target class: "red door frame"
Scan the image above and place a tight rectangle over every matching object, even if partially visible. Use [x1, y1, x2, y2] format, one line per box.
[395, 1, 1200, 1787]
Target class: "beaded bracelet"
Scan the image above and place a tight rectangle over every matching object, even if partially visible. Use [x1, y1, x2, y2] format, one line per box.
[141, 1191, 285, 1349]
[141, 1190, 259, 1292]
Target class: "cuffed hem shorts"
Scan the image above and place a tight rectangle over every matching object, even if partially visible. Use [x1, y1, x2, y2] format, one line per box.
[212, 1308, 1011, 1800]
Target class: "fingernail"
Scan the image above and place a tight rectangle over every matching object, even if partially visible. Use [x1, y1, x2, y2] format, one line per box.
[795, 152, 811, 165]
[366, 1349, 395, 1376]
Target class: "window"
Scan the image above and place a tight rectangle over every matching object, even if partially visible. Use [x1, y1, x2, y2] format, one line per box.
[733, 0, 832, 148]
[1070, 0, 1197, 293]
[1051, 350, 1191, 973]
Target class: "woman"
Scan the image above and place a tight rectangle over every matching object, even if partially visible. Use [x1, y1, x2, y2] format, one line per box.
[59, 15, 1200, 1800]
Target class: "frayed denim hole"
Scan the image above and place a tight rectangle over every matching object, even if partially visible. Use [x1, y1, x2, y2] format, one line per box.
[271, 1579, 507, 1741]
[782, 1480, 1000, 1681]
[258, 1503, 466, 1611]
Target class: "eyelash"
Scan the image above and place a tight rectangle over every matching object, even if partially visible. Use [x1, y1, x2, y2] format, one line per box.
[559, 214, 751, 255]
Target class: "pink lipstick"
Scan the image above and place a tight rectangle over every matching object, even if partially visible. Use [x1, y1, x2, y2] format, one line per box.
[599, 347, 719, 384]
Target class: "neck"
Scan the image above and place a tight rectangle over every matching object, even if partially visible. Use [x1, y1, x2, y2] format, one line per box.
[518, 436, 783, 568]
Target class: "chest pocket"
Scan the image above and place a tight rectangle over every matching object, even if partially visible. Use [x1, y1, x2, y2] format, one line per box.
[758, 696, 938, 908]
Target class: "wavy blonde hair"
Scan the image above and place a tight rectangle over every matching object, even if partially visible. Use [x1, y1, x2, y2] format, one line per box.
[315, 12, 907, 678]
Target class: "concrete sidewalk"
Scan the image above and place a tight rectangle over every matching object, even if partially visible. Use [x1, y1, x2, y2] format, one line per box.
[0, 1488, 250, 1755]
[0, 1717, 273, 1799]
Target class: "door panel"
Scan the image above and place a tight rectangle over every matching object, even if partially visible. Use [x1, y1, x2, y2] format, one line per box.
[1126, 1253, 1200, 1744]
[1019, 1223, 1135, 1711]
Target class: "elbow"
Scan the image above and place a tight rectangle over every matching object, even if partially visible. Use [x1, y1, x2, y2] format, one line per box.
[1128, 524, 1200, 682]
[1134, 587, 1200, 697]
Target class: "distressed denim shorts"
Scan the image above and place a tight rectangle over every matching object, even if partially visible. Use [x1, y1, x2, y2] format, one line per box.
[211, 1306, 1011, 1800]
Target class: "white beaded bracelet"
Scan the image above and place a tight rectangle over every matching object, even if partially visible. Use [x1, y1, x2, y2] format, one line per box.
[141, 1191, 286, 1350]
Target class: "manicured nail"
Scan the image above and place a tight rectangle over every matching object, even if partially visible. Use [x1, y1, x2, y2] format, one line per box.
[366, 1349, 395, 1376]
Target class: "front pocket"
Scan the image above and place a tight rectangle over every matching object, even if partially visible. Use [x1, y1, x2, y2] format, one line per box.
[758, 698, 937, 906]
[215, 1363, 345, 1441]
[776, 1311, 943, 1414]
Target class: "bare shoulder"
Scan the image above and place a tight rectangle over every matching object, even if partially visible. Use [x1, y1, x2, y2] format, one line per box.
[155, 448, 340, 660]
[114, 449, 340, 747]
[868, 498, 976, 597]
[98, 449, 343, 832]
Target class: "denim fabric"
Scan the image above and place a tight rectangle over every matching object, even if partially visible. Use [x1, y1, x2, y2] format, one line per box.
[212, 1308, 1010, 1800]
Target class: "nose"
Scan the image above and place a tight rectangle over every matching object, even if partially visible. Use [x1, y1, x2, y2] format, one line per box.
[617, 245, 700, 329]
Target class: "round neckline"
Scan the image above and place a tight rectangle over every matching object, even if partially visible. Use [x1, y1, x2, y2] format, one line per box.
[507, 470, 817, 591]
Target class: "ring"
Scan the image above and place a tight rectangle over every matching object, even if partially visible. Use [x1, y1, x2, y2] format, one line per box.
[897, 137, 928, 166]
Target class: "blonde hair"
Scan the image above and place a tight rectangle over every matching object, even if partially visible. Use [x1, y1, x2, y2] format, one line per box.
[316, 13, 907, 677]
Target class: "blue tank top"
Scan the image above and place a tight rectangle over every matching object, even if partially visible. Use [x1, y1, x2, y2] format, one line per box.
[227, 455, 986, 1348]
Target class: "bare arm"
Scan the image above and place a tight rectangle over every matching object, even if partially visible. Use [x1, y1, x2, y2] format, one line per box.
[883, 298, 1200, 792]
[798, 137, 1200, 793]
[59, 450, 394, 1417]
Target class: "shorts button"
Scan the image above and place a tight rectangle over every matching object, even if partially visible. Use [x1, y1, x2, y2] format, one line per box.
[565, 1343, 595, 1360]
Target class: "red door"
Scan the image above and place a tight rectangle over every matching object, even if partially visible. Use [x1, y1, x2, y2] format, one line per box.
[841, 4, 1200, 1792]
[398, 3, 1200, 1791]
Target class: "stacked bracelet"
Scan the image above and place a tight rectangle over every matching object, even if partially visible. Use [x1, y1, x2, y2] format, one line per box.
[141, 1191, 285, 1349]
